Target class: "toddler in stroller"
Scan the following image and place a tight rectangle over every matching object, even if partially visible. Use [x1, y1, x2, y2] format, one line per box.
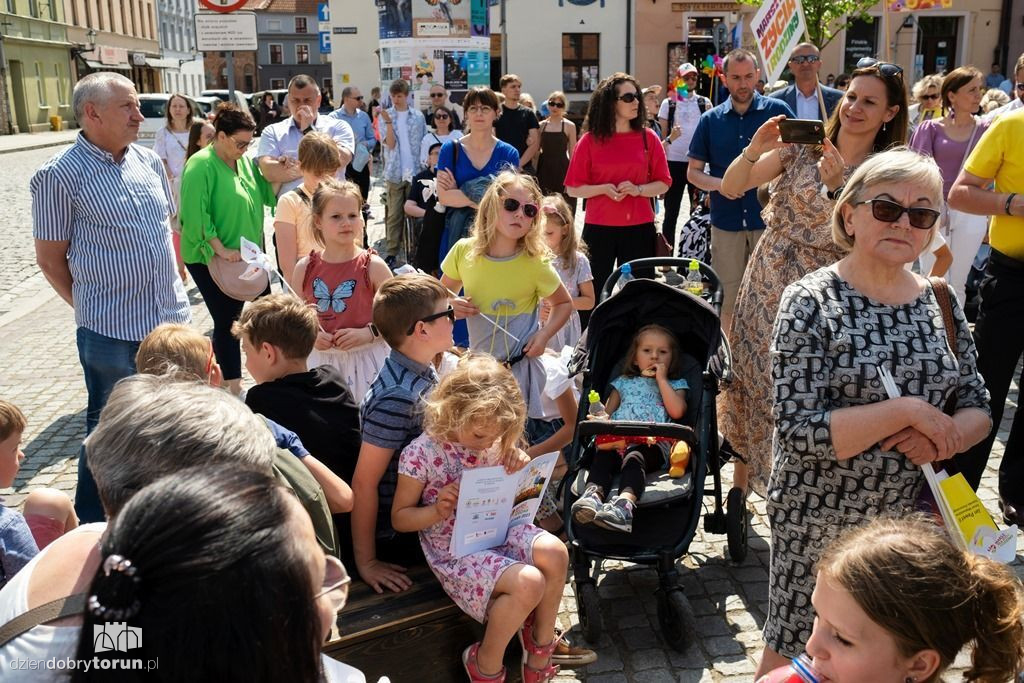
[571, 324, 688, 532]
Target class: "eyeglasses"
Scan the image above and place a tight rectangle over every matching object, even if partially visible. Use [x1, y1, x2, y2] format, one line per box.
[351, 95, 364, 101]
[406, 304, 456, 335]
[204, 343, 215, 377]
[502, 197, 539, 218]
[433, 113, 449, 120]
[789, 55, 821, 65]
[857, 198, 940, 229]
[430, 92, 446, 98]
[314, 555, 351, 615]
[856, 57, 904, 80]
[919, 93, 940, 101]
[547, 100, 565, 108]
[616, 92, 639, 103]
[467, 105, 493, 114]
[228, 136, 251, 151]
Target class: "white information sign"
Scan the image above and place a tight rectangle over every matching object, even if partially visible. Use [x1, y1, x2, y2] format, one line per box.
[194, 12, 258, 52]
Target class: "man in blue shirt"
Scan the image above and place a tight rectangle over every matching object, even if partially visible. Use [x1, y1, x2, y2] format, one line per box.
[330, 86, 376, 217]
[687, 49, 793, 333]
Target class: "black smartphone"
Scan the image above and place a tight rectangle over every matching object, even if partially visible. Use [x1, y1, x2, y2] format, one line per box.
[779, 118, 826, 145]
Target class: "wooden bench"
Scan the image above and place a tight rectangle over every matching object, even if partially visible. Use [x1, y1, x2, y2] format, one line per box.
[323, 565, 481, 681]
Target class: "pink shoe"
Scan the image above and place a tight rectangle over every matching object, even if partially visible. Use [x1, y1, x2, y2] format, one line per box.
[462, 642, 506, 682]
[517, 613, 562, 683]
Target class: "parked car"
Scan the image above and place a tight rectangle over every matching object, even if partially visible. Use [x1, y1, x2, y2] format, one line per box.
[138, 93, 209, 147]
[201, 89, 254, 114]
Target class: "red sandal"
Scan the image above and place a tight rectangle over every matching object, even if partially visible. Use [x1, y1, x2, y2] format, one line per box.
[462, 642, 507, 682]
[517, 613, 563, 683]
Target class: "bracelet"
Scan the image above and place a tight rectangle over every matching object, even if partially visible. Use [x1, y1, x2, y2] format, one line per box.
[740, 146, 757, 164]
[1007, 193, 1018, 216]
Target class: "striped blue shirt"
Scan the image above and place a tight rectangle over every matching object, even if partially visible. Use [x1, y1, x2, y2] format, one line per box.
[30, 133, 191, 341]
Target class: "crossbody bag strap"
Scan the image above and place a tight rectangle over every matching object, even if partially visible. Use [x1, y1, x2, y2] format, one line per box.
[0, 592, 88, 648]
[928, 276, 959, 415]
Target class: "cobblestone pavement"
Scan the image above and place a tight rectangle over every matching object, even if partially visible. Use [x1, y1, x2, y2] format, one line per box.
[0, 146, 1021, 682]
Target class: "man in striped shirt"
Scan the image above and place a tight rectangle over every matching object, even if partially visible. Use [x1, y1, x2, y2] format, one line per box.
[31, 72, 190, 523]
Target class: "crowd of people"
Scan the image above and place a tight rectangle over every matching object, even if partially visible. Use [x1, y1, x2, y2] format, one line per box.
[4, 41, 1024, 681]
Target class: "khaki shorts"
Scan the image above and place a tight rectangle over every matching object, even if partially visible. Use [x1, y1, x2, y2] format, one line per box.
[710, 226, 764, 316]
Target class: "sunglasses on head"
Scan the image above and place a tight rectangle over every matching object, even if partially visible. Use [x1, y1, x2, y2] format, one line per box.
[616, 92, 639, 103]
[406, 304, 456, 335]
[502, 197, 539, 218]
[857, 197, 940, 229]
[789, 55, 821, 65]
[856, 57, 904, 80]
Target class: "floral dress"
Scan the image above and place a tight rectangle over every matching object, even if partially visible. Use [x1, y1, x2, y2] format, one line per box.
[398, 433, 546, 623]
[718, 144, 848, 495]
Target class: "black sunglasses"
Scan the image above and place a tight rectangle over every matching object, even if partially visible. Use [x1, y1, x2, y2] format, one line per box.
[856, 57, 904, 80]
[351, 95, 364, 101]
[857, 198, 940, 229]
[434, 113, 449, 119]
[616, 92, 639, 103]
[502, 197, 539, 218]
[919, 93, 940, 101]
[406, 305, 456, 335]
[430, 93, 446, 98]
[789, 55, 821, 65]
[547, 100, 565, 107]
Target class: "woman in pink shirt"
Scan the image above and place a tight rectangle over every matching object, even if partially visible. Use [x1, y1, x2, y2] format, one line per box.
[565, 73, 671, 299]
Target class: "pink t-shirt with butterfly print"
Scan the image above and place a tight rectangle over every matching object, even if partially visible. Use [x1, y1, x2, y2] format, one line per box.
[300, 249, 376, 334]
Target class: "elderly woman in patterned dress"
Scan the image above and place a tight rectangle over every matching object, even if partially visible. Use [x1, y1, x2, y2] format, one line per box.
[754, 147, 991, 677]
[717, 62, 910, 499]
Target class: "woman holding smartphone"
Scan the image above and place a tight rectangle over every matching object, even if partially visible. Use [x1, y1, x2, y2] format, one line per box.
[716, 60, 908, 498]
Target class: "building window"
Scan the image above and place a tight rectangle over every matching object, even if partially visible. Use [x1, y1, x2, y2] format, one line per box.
[562, 33, 599, 93]
[27, 0, 37, 17]
[269, 44, 283, 64]
[35, 63, 46, 106]
[55, 63, 68, 105]
[48, 0, 57, 20]
[270, 78, 285, 89]
[296, 44, 309, 65]
[5, 0, 13, 14]
[267, 19, 281, 31]
[295, 17, 307, 33]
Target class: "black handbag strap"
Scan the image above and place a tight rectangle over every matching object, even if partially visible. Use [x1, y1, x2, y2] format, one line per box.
[0, 593, 87, 648]
[928, 276, 959, 415]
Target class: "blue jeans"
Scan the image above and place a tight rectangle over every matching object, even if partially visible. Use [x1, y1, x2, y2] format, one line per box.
[75, 327, 140, 523]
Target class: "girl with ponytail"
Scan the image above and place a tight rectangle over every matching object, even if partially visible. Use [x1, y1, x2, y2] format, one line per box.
[806, 516, 1024, 683]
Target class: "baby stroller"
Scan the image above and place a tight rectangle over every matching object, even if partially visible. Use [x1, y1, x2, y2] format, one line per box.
[564, 257, 745, 651]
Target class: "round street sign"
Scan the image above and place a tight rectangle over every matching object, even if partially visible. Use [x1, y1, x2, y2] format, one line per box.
[199, 0, 248, 13]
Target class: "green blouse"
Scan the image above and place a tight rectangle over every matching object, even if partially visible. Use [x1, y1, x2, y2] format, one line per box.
[179, 145, 275, 265]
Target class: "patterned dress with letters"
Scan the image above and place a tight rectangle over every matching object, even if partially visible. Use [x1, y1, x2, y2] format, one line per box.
[762, 268, 989, 657]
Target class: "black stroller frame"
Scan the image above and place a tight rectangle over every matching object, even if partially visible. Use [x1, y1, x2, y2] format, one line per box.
[564, 257, 747, 651]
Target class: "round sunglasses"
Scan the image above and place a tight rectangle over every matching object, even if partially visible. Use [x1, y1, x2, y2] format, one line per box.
[857, 198, 940, 229]
[547, 100, 565, 108]
[502, 197, 539, 218]
[616, 92, 639, 103]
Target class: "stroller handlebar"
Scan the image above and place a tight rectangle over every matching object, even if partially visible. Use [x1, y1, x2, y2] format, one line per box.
[577, 419, 696, 443]
[598, 258, 724, 308]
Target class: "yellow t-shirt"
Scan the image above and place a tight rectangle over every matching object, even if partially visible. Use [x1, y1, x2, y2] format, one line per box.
[441, 238, 561, 316]
[963, 109, 1024, 259]
[274, 185, 319, 259]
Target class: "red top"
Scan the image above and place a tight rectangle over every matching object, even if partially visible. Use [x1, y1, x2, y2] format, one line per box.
[301, 249, 376, 334]
[563, 127, 672, 226]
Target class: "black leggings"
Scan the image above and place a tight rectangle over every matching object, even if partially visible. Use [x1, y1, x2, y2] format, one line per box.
[661, 160, 697, 248]
[582, 222, 656, 300]
[186, 262, 269, 380]
[587, 444, 664, 499]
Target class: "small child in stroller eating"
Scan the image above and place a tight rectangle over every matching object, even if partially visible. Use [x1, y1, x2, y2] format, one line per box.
[571, 324, 688, 532]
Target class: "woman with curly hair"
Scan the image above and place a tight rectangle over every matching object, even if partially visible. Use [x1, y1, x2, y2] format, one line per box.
[564, 72, 671, 295]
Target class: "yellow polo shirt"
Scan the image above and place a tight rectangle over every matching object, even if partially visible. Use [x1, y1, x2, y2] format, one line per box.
[964, 109, 1024, 259]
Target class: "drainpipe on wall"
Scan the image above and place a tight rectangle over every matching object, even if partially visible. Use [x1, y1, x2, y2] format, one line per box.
[500, 0, 507, 76]
[625, 0, 632, 74]
[997, 0, 1012, 69]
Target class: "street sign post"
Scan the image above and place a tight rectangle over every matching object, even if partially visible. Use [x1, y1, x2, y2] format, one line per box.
[195, 12, 258, 106]
[319, 32, 331, 54]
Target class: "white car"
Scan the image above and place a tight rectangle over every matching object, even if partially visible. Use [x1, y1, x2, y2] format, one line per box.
[201, 89, 254, 113]
[137, 94, 216, 147]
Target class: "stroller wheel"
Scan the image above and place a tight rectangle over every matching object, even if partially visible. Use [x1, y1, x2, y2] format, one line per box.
[575, 581, 602, 643]
[657, 589, 696, 652]
[726, 486, 749, 562]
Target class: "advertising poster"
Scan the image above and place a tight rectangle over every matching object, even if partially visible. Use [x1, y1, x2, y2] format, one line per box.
[377, 0, 412, 39]
[471, 0, 489, 37]
[467, 50, 489, 87]
[413, 0, 471, 38]
[443, 50, 469, 90]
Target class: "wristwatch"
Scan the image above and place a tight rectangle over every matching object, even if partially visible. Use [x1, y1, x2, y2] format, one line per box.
[367, 322, 380, 339]
[302, 125, 314, 135]
[826, 184, 845, 201]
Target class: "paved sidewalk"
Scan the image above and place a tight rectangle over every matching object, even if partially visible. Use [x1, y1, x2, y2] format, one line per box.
[1, 169, 1020, 681]
[0, 129, 79, 155]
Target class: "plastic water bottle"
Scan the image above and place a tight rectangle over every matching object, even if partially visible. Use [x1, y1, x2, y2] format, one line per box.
[685, 259, 704, 297]
[587, 390, 607, 419]
[755, 654, 820, 683]
[612, 263, 634, 295]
